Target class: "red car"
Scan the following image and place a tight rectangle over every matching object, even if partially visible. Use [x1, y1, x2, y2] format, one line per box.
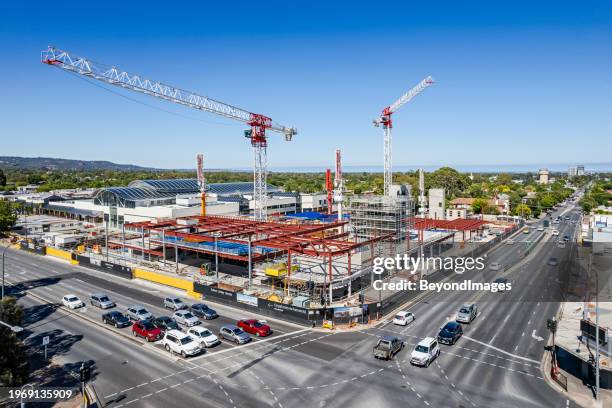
[132, 320, 162, 342]
[237, 319, 272, 337]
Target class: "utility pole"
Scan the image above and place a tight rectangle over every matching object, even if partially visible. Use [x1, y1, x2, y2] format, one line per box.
[1, 243, 9, 300]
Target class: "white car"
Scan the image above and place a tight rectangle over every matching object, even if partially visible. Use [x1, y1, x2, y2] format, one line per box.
[62, 294, 84, 309]
[506, 239, 514, 245]
[162, 330, 202, 357]
[537, 226, 544, 232]
[173, 310, 200, 327]
[488, 262, 502, 271]
[187, 326, 220, 347]
[392, 311, 415, 326]
[551, 229, 560, 236]
[410, 337, 440, 367]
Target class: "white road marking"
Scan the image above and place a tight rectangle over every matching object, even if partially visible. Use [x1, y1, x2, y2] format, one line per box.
[462, 335, 541, 364]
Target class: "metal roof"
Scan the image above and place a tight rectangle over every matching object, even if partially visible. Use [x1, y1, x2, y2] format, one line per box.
[128, 179, 281, 196]
[103, 187, 176, 200]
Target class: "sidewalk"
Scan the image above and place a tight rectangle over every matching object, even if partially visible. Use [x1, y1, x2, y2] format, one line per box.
[543, 351, 612, 407]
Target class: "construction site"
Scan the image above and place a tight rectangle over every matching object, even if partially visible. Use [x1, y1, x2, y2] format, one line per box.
[34, 47, 515, 324]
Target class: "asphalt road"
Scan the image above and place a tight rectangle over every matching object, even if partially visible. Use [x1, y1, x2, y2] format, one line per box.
[3, 203, 583, 408]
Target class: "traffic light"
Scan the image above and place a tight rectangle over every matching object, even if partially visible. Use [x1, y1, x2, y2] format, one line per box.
[80, 364, 91, 382]
[547, 318, 557, 333]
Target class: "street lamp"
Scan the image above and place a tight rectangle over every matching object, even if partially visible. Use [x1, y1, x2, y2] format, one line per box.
[2, 242, 10, 300]
[20, 383, 34, 408]
[0, 319, 23, 333]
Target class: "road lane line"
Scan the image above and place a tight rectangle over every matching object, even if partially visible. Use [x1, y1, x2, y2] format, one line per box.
[462, 335, 540, 364]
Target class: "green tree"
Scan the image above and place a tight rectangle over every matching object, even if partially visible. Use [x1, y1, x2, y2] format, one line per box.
[471, 198, 489, 214]
[428, 167, 470, 199]
[513, 204, 532, 218]
[0, 201, 17, 235]
[0, 297, 29, 386]
[0, 169, 6, 187]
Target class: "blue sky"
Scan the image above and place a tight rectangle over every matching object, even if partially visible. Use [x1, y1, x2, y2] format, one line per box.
[1, 1, 610, 170]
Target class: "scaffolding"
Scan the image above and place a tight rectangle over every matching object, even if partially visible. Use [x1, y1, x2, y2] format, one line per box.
[347, 194, 413, 244]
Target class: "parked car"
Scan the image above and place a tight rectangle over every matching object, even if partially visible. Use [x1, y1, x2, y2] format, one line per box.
[410, 337, 440, 367]
[173, 310, 200, 327]
[191, 303, 218, 320]
[131, 320, 162, 342]
[437, 321, 463, 345]
[456, 303, 478, 323]
[237, 319, 272, 337]
[164, 297, 187, 311]
[153, 316, 180, 333]
[392, 311, 415, 326]
[127, 305, 153, 321]
[506, 239, 515, 245]
[90, 293, 115, 309]
[219, 324, 251, 344]
[162, 329, 202, 357]
[373, 336, 404, 360]
[547, 257, 558, 266]
[187, 326, 220, 347]
[488, 262, 502, 271]
[102, 311, 131, 328]
[62, 294, 84, 309]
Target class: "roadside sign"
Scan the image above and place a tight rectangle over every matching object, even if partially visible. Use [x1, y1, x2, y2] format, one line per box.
[42, 336, 50, 345]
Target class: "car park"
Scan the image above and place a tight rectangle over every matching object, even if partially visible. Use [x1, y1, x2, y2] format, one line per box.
[219, 324, 251, 344]
[132, 320, 162, 342]
[373, 336, 404, 360]
[547, 257, 558, 266]
[392, 311, 415, 326]
[162, 329, 202, 357]
[154, 316, 181, 333]
[173, 310, 200, 327]
[488, 262, 502, 271]
[456, 303, 478, 323]
[62, 294, 84, 309]
[164, 297, 187, 311]
[237, 319, 272, 337]
[102, 311, 131, 328]
[437, 321, 463, 345]
[410, 337, 440, 367]
[187, 326, 220, 347]
[90, 293, 115, 309]
[127, 305, 153, 321]
[191, 303, 218, 320]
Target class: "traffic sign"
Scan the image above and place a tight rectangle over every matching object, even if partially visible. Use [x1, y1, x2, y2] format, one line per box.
[42, 336, 50, 346]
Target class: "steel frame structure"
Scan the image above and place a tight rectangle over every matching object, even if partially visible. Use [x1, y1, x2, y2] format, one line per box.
[41, 46, 296, 221]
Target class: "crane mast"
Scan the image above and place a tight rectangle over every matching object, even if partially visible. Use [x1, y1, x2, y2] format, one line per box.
[41, 46, 296, 220]
[333, 149, 344, 220]
[374, 76, 433, 196]
[196, 153, 206, 217]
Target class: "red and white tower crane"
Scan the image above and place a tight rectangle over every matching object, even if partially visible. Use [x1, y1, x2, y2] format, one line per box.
[373, 76, 434, 196]
[333, 149, 344, 220]
[41, 46, 297, 221]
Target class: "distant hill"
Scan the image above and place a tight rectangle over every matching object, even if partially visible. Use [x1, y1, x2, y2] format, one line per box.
[0, 156, 157, 171]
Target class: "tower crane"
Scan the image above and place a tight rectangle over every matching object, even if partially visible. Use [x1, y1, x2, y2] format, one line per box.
[333, 149, 344, 220]
[41, 46, 297, 221]
[373, 76, 433, 196]
[196, 153, 207, 217]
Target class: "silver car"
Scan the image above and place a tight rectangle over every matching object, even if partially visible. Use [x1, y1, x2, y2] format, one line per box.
[456, 304, 477, 323]
[90, 293, 115, 309]
[219, 324, 251, 344]
[164, 297, 187, 311]
[127, 305, 153, 321]
[173, 310, 200, 327]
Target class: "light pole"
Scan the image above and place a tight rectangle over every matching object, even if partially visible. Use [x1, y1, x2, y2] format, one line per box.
[20, 383, 34, 408]
[0, 319, 23, 333]
[2, 243, 10, 300]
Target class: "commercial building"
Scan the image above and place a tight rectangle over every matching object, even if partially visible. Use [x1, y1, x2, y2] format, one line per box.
[538, 168, 550, 184]
[428, 188, 445, 220]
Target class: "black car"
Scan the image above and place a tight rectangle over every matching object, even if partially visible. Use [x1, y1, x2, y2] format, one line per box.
[494, 277, 509, 292]
[437, 321, 463, 345]
[153, 316, 180, 333]
[102, 311, 131, 328]
[191, 303, 218, 320]
[563, 235, 570, 242]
